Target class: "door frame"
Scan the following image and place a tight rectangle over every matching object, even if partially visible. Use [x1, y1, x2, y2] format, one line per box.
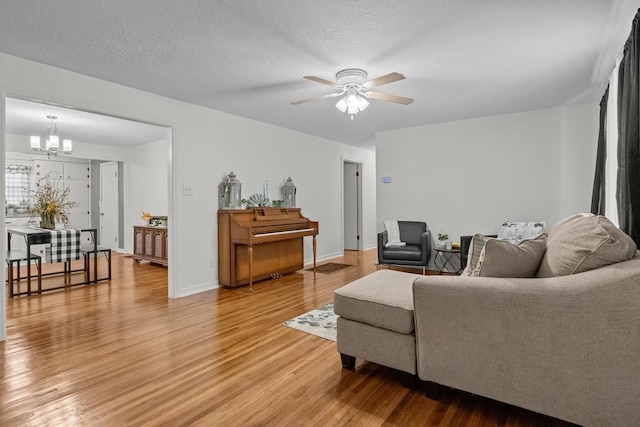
[341, 157, 363, 251]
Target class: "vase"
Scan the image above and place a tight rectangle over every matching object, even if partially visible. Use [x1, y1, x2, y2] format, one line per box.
[40, 214, 56, 230]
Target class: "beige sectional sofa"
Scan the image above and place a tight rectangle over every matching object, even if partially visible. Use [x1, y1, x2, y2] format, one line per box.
[335, 214, 640, 426]
[413, 256, 640, 426]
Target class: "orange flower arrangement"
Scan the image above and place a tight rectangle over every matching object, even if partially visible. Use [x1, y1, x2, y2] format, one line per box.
[141, 211, 153, 223]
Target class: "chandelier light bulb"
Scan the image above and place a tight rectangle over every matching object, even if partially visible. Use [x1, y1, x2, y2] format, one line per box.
[30, 135, 41, 150]
[48, 134, 60, 150]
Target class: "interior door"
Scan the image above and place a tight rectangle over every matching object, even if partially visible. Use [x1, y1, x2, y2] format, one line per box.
[100, 162, 119, 250]
[343, 161, 361, 250]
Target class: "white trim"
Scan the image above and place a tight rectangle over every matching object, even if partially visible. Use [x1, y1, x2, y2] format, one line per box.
[1, 92, 7, 341]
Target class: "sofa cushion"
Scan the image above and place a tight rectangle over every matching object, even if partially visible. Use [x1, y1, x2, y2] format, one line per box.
[381, 244, 422, 261]
[471, 234, 547, 278]
[334, 269, 419, 334]
[537, 214, 637, 278]
[461, 234, 495, 276]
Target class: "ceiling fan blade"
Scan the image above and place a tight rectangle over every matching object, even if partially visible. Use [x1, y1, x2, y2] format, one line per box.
[291, 92, 342, 105]
[364, 72, 405, 88]
[304, 75, 340, 87]
[366, 91, 414, 105]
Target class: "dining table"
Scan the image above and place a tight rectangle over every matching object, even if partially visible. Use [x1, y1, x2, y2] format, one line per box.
[6, 226, 98, 295]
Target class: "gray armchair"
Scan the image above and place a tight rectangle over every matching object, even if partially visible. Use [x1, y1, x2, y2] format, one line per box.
[377, 221, 432, 274]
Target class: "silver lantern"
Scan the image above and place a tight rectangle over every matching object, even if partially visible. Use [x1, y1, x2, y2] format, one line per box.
[281, 177, 296, 208]
[222, 171, 242, 209]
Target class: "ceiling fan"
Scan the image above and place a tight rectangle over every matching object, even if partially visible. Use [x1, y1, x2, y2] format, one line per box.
[291, 68, 414, 119]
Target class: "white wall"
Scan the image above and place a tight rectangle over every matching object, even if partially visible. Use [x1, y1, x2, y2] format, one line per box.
[558, 103, 601, 215]
[376, 103, 599, 265]
[0, 52, 377, 340]
[126, 138, 170, 247]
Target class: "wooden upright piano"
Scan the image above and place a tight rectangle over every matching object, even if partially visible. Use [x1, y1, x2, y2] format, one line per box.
[218, 207, 319, 288]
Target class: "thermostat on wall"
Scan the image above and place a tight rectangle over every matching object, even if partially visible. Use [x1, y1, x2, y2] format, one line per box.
[382, 176, 392, 183]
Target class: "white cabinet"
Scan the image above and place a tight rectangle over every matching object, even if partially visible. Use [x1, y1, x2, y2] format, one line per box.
[64, 162, 91, 180]
[34, 160, 64, 179]
[34, 159, 91, 180]
[32, 159, 92, 236]
[66, 179, 91, 230]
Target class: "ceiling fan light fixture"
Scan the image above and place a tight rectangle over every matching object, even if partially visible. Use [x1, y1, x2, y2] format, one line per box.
[336, 87, 369, 119]
[346, 89, 359, 109]
[295, 68, 412, 120]
[335, 96, 348, 113]
[357, 96, 369, 111]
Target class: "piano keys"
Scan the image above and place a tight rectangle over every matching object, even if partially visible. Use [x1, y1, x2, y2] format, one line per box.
[218, 207, 319, 288]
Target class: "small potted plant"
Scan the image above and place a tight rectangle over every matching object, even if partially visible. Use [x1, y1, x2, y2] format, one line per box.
[437, 232, 449, 249]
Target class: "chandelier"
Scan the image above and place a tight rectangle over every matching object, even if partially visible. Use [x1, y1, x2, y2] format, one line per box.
[30, 115, 73, 156]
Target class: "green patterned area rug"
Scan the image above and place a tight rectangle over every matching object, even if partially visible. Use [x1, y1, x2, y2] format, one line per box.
[282, 303, 337, 342]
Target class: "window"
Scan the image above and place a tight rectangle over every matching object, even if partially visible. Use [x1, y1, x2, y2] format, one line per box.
[5, 164, 32, 214]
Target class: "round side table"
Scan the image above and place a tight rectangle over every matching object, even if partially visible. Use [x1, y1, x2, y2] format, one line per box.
[433, 247, 462, 274]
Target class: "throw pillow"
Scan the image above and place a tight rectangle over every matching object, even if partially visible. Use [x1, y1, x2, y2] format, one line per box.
[461, 234, 495, 276]
[498, 220, 546, 244]
[470, 234, 547, 278]
[536, 214, 637, 278]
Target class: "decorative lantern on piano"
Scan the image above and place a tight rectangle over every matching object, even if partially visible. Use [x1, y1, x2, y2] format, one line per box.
[221, 171, 242, 209]
[281, 177, 296, 208]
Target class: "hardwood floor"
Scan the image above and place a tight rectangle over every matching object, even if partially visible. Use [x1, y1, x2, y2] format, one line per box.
[1, 250, 576, 426]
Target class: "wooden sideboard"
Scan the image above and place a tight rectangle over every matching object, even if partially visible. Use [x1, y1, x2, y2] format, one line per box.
[133, 225, 168, 267]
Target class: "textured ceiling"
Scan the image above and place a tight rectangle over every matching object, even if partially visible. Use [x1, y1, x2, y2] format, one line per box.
[1, 0, 639, 150]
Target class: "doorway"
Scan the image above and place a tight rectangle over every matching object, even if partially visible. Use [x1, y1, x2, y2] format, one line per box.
[343, 160, 363, 251]
[3, 97, 171, 280]
[99, 162, 119, 250]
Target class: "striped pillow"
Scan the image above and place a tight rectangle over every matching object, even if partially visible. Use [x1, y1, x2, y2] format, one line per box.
[461, 234, 495, 276]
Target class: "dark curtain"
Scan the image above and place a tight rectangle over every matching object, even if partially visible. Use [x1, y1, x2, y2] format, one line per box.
[617, 10, 640, 248]
[591, 86, 609, 215]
